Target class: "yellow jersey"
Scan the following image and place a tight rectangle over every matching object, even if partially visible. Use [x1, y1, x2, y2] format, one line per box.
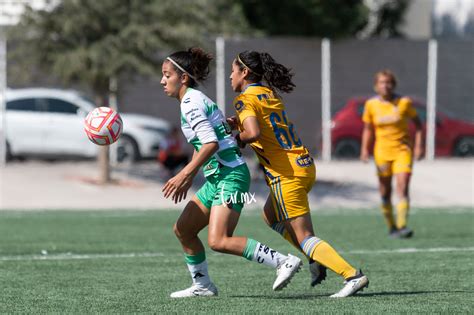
[362, 95, 418, 158]
[233, 83, 314, 177]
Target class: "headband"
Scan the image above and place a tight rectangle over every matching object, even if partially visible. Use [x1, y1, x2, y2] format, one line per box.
[237, 54, 262, 77]
[166, 57, 196, 81]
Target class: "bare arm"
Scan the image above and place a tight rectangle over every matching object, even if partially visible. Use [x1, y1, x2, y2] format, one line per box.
[237, 116, 260, 145]
[163, 142, 218, 203]
[182, 143, 218, 177]
[360, 123, 373, 162]
[412, 116, 424, 160]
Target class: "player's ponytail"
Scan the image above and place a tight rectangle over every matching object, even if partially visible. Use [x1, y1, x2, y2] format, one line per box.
[236, 50, 295, 94]
[259, 52, 295, 94]
[167, 47, 213, 87]
[189, 47, 213, 82]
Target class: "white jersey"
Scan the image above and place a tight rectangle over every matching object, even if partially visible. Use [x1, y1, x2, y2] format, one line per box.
[180, 88, 245, 177]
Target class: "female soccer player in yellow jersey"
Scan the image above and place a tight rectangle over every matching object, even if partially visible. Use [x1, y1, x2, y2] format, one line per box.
[361, 70, 424, 238]
[160, 48, 302, 298]
[228, 50, 369, 298]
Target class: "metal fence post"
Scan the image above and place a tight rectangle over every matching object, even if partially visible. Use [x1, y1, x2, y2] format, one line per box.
[321, 38, 331, 161]
[426, 39, 438, 161]
[0, 30, 6, 167]
[216, 36, 225, 116]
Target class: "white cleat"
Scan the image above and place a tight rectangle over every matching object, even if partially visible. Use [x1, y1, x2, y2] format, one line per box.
[309, 261, 327, 287]
[273, 254, 303, 291]
[330, 270, 369, 298]
[170, 283, 218, 298]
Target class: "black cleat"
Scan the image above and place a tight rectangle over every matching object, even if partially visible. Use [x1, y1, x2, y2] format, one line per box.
[397, 227, 414, 238]
[310, 261, 327, 287]
[389, 227, 399, 238]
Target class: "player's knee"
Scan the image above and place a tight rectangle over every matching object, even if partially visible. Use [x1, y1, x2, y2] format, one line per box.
[396, 183, 409, 197]
[207, 235, 226, 252]
[172, 223, 182, 239]
[173, 223, 192, 242]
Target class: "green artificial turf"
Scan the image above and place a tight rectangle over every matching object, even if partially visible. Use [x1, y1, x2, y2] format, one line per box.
[0, 208, 472, 313]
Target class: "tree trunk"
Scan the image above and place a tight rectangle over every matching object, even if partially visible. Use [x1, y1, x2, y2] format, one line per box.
[96, 94, 111, 184]
[98, 145, 110, 184]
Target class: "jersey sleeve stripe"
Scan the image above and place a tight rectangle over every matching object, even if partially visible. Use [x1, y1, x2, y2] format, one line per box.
[190, 119, 207, 131]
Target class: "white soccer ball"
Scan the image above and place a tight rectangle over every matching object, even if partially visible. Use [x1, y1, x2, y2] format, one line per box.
[84, 107, 123, 145]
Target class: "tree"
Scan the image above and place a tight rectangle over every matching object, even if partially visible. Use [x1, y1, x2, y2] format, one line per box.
[9, 0, 250, 183]
[238, 0, 408, 38]
[357, 0, 409, 39]
[238, 0, 368, 38]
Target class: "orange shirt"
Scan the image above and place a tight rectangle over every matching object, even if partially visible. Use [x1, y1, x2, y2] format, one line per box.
[362, 95, 417, 157]
[233, 84, 314, 177]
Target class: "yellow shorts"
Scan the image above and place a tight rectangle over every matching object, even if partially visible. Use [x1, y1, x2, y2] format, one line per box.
[264, 169, 316, 222]
[374, 147, 413, 177]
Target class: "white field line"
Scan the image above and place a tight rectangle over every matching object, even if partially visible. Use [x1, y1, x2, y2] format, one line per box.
[0, 246, 473, 262]
[342, 246, 474, 255]
[0, 252, 166, 262]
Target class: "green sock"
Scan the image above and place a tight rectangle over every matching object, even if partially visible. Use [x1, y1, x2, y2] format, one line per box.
[184, 251, 206, 265]
[242, 238, 258, 261]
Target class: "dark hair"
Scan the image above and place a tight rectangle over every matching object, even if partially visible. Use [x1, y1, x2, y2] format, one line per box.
[236, 51, 295, 94]
[168, 47, 213, 87]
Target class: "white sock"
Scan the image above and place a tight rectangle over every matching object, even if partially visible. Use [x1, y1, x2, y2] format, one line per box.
[187, 260, 211, 288]
[252, 242, 287, 268]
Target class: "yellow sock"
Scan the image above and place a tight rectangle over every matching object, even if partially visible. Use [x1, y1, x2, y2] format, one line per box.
[381, 202, 396, 230]
[396, 198, 409, 229]
[301, 236, 357, 279]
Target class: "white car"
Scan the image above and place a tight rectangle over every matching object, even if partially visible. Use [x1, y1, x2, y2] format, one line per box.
[4, 88, 170, 162]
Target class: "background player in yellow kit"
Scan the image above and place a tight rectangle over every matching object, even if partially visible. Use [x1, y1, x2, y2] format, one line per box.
[228, 50, 369, 298]
[360, 70, 424, 238]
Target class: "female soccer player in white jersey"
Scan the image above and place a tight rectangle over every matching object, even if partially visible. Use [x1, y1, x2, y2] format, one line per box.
[160, 47, 302, 298]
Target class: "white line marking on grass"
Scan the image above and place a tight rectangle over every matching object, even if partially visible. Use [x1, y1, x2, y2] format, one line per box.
[1, 246, 473, 262]
[0, 252, 166, 261]
[343, 247, 474, 255]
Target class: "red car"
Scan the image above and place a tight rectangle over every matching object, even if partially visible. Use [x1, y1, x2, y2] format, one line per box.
[331, 97, 474, 158]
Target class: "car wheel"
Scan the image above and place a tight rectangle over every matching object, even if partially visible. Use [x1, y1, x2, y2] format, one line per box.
[453, 137, 474, 157]
[333, 139, 360, 159]
[117, 135, 139, 164]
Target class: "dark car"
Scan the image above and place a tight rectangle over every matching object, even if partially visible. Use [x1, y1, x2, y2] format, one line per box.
[331, 97, 474, 158]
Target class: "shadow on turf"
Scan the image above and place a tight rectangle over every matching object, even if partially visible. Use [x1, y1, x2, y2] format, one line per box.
[230, 293, 329, 299]
[230, 290, 471, 300]
[360, 290, 471, 297]
[112, 162, 377, 205]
